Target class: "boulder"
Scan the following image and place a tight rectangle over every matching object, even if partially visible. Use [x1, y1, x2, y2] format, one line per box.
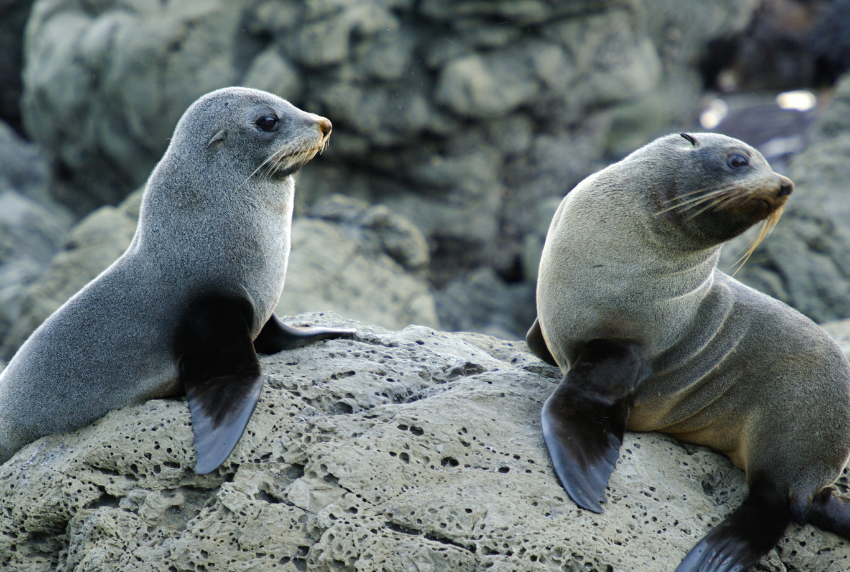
[0, 0, 34, 133]
[0, 190, 139, 360]
[1, 316, 849, 571]
[0, 191, 74, 347]
[435, 267, 535, 341]
[0, 119, 73, 354]
[277, 195, 438, 331]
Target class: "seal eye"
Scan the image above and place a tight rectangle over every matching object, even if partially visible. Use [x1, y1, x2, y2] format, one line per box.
[255, 115, 279, 132]
[727, 154, 749, 169]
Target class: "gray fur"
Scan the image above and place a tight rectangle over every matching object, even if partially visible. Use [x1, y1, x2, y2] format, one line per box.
[537, 132, 850, 500]
[0, 87, 331, 462]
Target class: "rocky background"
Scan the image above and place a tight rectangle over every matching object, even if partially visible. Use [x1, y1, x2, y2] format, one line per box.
[5, 0, 850, 357]
[4, 0, 850, 569]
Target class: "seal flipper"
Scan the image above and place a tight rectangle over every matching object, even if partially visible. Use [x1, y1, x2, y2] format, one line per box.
[253, 313, 355, 354]
[803, 487, 850, 538]
[177, 297, 264, 475]
[541, 339, 643, 513]
[526, 318, 558, 366]
[676, 476, 791, 572]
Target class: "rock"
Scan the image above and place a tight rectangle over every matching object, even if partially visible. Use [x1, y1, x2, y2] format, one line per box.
[603, 0, 760, 157]
[1, 189, 140, 360]
[698, 0, 850, 92]
[0, 120, 74, 352]
[0, 119, 53, 205]
[822, 317, 850, 360]
[0, 0, 34, 133]
[1, 191, 437, 359]
[21, 1, 251, 214]
[277, 196, 438, 331]
[435, 267, 535, 341]
[0, 191, 69, 271]
[808, 0, 850, 85]
[1, 317, 849, 571]
[0, 191, 73, 345]
[787, 73, 850, 220]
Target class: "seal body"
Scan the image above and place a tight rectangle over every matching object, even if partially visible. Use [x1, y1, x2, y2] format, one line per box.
[0, 87, 354, 473]
[530, 132, 850, 571]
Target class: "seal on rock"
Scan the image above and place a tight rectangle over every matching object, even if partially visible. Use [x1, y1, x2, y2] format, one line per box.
[528, 132, 850, 571]
[0, 87, 355, 474]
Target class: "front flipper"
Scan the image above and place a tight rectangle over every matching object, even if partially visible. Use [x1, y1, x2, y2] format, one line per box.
[253, 313, 356, 354]
[541, 339, 643, 513]
[677, 476, 791, 572]
[176, 297, 264, 475]
[526, 317, 558, 366]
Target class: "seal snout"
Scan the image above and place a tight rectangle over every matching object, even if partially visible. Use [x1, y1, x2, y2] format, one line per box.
[317, 117, 332, 139]
[777, 175, 794, 197]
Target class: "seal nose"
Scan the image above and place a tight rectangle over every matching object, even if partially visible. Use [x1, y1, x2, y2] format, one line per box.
[317, 117, 332, 138]
[777, 175, 794, 197]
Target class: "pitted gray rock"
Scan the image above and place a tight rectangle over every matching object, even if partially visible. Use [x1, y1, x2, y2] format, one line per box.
[2, 316, 849, 571]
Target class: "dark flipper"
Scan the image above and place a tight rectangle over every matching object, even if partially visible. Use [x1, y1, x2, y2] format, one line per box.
[253, 313, 356, 354]
[798, 487, 850, 538]
[526, 317, 558, 366]
[541, 339, 643, 513]
[176, 297, 264, 475]
[676, 476, 791, 572]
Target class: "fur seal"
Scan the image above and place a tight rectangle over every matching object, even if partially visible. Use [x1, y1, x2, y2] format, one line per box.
[528, 132, 850, 571]
[0, 87, 355, 474]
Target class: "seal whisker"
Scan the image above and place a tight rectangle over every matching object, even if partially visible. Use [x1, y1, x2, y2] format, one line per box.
[729, 203, 786, 275]
[667, 183, 738, 202]
[677, 185, 752, 219]
[684, 195, 731, 220]
[264, 146, 293, 180]
[657, 187, 736, 215]
[657, 184, 741, 212]
[239, 148, 284, 188]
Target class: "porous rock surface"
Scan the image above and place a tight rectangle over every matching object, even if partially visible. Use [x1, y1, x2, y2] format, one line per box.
[0, 191, 437, 360]
[2, 316, 850, 571]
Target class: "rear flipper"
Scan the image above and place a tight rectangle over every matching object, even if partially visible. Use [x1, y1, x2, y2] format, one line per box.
[253, 313, 356, 354]
[526, 318, 558, 367]
[676, 476, 791, 572]
[541, 339, 643, 513]
[796, 486, 850, 538]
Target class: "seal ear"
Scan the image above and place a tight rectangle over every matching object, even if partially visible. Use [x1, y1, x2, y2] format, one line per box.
[680, 133, 698, 147]
[207, 129, 227, 148]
